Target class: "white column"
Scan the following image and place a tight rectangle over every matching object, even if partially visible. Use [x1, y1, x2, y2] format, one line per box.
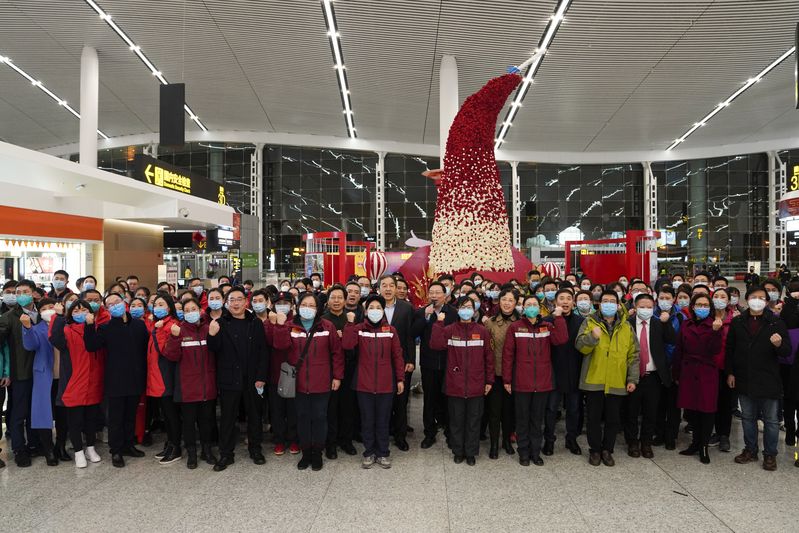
[510, 161, 520, 249]
[642, 161, 657, 231]
[768, 151, 776, 272]
[439, 55, 459, 166]
[79, 46, 99, 167]
[375, 151, 386, 251]
[250, 143, 264, 280]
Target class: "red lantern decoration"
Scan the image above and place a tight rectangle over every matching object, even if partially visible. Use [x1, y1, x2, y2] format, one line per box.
[368, 251, 388, 280]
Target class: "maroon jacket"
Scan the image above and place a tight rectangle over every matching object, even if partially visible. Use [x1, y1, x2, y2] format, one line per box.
[264, 312, 293, 385]
[430, 320, 494, 398]
[673, 316, 723, 413]
[164, 319, 218, 403]
[342, 320, 404, 394]
[274, 317, 344, 394]
[502, 315, 568, 393]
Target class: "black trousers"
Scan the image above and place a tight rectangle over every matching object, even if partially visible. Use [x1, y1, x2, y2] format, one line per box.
[390, 370, 412, 442]
[780, 364, 796, 439]
[624, 373, 661, 445]
[218, 387, 265, 458]
[107, 395, 139, 454]
[36, 428, 54, 455]
[545, 390, 582, 443]
[159, 395, 182, 448]
[514, 391, 549, 459]
[181, 400, 215, 449]
[487, 375, 514, 443]
[449, 396, 484, 457]
[421, 367, 448, 439]
[50, 380, 68, 446]
[9, 378, 37, 453]
[295, 392, 330, 451]
[358, 392, 394, 458]
[267, 384, 297, 445]
[329, 359, 357, 447]
[67, 404, 101, 452]
[715, 370, 734, 438]
[655, 383, 681, 445]
[686, 409, 715, 447]
[585, 391, 623, 454]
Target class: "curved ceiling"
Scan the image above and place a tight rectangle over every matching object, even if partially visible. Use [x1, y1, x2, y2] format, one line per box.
[1, 0, 797, 157]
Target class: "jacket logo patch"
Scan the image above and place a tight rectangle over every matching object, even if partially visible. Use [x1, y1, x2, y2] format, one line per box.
[518, 328, 528, 333]
[471, 333, 481, 340]
[382, 326, 391, 332]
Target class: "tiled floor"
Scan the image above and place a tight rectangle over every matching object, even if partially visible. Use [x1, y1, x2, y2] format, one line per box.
[2, 394, 798, 533]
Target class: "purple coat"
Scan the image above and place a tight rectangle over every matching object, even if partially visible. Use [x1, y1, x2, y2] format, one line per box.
[674, 317, 723, 413]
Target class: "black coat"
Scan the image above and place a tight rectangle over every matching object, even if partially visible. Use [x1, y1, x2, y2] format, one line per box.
[207, 311, 270, 391]
[725, 310, 791, 399]
[83, 316, 148, 397]
[545, 312, 584, 393]
[412, 304, 458, 370]
[628, 314, 676, 387]
[387, 299, 416, 365]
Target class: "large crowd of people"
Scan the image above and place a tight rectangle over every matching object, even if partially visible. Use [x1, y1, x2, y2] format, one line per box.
[0, 267, 797, 474]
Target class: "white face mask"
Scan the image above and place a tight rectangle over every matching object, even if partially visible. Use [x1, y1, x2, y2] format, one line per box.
[41, 309, 56, 323]
[312, 280, 321, 289]
[748, 299, 766, 312]
[730, 296, 739, 306]
[581, 283, 591, 290]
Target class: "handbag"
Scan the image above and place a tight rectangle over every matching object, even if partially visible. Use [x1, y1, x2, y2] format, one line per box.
[277, 330, 314, 399]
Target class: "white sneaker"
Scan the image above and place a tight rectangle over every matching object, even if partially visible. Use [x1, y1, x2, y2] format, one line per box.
[361, 455, 375, 469]
[85, 446, 101, 463]
[75, 450, 88, 468]
[376, 456, 392, 469]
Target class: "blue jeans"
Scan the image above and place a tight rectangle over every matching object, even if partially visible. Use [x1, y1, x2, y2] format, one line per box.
[739, 395, 779, 457]
[10, 379, 38, 454]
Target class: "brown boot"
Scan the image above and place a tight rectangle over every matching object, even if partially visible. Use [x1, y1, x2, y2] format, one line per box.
[627, 440, 641, 458]
[601, 450, 615, 467]
[734, 449, 758, 464]
[641, 442, 654, 459]
[762, 455, 777, 471]
[588, 451, 601, 466]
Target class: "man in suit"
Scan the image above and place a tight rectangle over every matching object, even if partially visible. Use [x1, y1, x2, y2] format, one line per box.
[625, 293, 675, 459]
[379, 275, 416, 451]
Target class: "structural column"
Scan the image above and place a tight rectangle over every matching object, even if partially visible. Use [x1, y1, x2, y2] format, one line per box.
[642, 161, 657, 231]
[687, 159, 708, 265]
[375, 151, 386, 251]
[439, 55, 459, 166]
[768, 151, 777, 272]
[79, 46, 99, 167]
[510, 161, 520, 249]
[250, 143, 264, 280]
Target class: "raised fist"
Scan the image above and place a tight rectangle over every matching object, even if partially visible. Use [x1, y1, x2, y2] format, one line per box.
[770, 333, 782, 347]
[591, 326, 602, 340]
[268, 312, 277, 325]
[712, 318, 723, 331]
[276, 312, 287, 325]
[170, 324, 181, 337]
[85, 313, 95, 325]
[19, 313, 31, 328]
[552, 306, 563, 317]
[424, 304, 434, 316]
[659, 311, 670, 323]
[54, 302, 64, 315]
[437, 312, 446, 322]
[154, 320, 164, 329]
[346, 312, 356, 323]
[208, 319, 220, 336]
[481, 315, 489, 324]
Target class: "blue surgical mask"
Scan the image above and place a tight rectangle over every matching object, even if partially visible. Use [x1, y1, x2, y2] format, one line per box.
[694, 307, 710, 320]
[658, 299, 673, 312]
[360, 287, 371, 298]
[712, 298, 727, 310]
[367, 308, 384, 323]
[299, 307, 316, 320]
[544, 291, 556, 302]
[88, 302, 100, 312]
[16, 294, 33, 307]
[252, 302, 267, 313]
[147, 304, 154, 313]
[524, 306, 540, 319]
[675, 299, 690, 310]
[109, 302, 126, 318]
[576, 301, 592, 314]
[636, 308, 653, 321]
[600, 302, 618, 317]
[72, 312, 87, 324]
[208, 300, 223, 310]
[52, 279, 66, 290]
[176, 310, 184, 321]
[130, 307, 145, 319]
[192, 285, 204, 296]
[184, 311, 201, 324]
[530, 281, 540, 290]
[153, 307, 169, 319]
[83, 282, 95, 291]
[275, 304, 291, 315]
[2, 294, 17, 307]
[486, 290, 499, 300]
[458, 307, 475, 321]
[535, 292, 545, 301]
[473, 301, 481, 311]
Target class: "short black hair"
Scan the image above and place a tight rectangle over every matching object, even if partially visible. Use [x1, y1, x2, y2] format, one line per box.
[657, 286, 675, 298]
[126, 275, 139, 281]
[3, 280, 18, 291]
[437, 274, 454, 283]
[378, 274, 396, 286]
[428, 281, 445, 292]
[694, 271, 711, 280]
[326, 284, 346, 300]
[600, 290, 620, 303]
[243, 279, 254, 286]
[310, 272, 322, 280]
[555, 288, 574, 299]
[53, 269, 69, 279]
[527, 270, 541, 278]
[36, 297, 56, 310]
[634, 293, 655, 304]
[762, 278, 782, 293]
[745, 285, 769, 301]
[17, 279, 36, 291]
[187, 277, 202, 285]
[225, 286, 247, 300]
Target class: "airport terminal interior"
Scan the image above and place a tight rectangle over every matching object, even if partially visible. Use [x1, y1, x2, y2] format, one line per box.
[2, 0, 799, 531]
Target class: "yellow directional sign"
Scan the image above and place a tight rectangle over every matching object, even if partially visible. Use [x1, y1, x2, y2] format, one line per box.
[144, 164, 154, 184]
[133, 154, 226, 205]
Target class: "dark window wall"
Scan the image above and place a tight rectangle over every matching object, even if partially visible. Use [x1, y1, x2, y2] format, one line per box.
[384, 154, 439, 250]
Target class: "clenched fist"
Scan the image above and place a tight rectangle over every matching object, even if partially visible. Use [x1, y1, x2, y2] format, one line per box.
[268, 312, 277, 325]
[659, 311, 670, 323]
[154, 320, 163, 329]
[170, 324, 181, 337]
[712, 318, 723, 331]
[481, 315, 489, 324]
[19, 313, 31, 328]
[208, 319, 220, 336]
[85, 313, 95, 325]
[437, 312, 446, 322]
[591, 326, 602, 340]
[346, 312, 356, 323]
[276, 312, 287, 325]
[552, 306, 563, 317]
[770, 333, 782, 347]
[54, 302, 64, 315]
[424, 304, 434, 317]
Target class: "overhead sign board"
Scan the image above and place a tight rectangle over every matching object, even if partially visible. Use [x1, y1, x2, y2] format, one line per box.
[133, 154, 227, 205]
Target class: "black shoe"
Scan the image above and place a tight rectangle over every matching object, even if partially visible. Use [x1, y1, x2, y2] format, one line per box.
[489, 440, 499, 460]
[394, 439, 409, 452]
[588, 452, 601, 466]
[651, 436, 664, 447]
[214, 455, 235, 472]
[325, 446, 338, 460]
[250, 450, 266, 465]
[122, 446, 145, 458]
[155, 443, 171, 459]
[542, 441, 554, 456]
[159, 445, 182, 465]
[421, 437, 436, 449]
[297, 451, 312, 470]
[340, 442, 358, 456]
[112, 454, 125, 468]
[532, 456, 544, 466]
[502, 439, 516, 456]
[311, 450, 323, 471]
[679, 444, 700, 456]
[407, 425, 415, 433]
[601, 450, 615, 467]
[699, 445, 710, 465]
[14, 452, 31, 468]
[187, 449, 198, 469]
[565, 439, 582, 456]
[454, 455, 465, 464]
[141, 431, 153, 447]
[55, 443, 71, 462]
[45, 451, 59, 467]
[665, 440, 676, 451]
[201, 444, 218, 465]
[519, 456, 531, 466]
[466, 456, 476, 466]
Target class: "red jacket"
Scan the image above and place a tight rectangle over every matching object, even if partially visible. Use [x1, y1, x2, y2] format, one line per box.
[146, 316, 179, 397]
[274, 317, 344, 394]
[264, 313, 293, 385]
[164, 319, 217, 402]
[50, 321, 105, 407]
[430, 321, 494, 398]
[502, 315, 568, 393]
[342, 320, 404, 394]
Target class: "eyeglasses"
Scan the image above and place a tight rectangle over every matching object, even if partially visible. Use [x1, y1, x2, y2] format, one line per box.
[227, 297, 246, 303]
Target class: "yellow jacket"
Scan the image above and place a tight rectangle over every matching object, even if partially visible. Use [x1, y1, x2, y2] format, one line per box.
[575, 311, 639, 395]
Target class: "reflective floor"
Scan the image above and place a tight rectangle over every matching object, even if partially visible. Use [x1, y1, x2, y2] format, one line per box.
[2, 394, 798, 533]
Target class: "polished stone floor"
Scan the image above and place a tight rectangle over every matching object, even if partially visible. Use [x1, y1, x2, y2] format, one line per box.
[2, 394, 798, 533]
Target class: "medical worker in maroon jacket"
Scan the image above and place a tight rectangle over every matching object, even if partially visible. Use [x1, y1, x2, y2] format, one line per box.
[430, 296, 494, 466]
[502, 295, 568, 466]
[342, 294, 405, 469]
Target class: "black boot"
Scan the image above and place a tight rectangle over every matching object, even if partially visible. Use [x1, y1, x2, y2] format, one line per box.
[502, 437, 515, 456]
[489, 438, 499, 460]
[311, 449, 323, 471]
[297, 450, 312, 470]
[679, 442, 700, 456]
[55, 442, 71, 461]
[187, 447, 198, 469]
[201, 444, 218, 466]
[699, 445, 710, 465]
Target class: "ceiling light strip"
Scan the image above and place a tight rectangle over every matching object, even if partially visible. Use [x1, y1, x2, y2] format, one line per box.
[495, 0, 572, 150]
[321, 0, 357, 138]
[83, 0, 208, 132]
[0, 53, 109, 139]
[666, 46, 796, 151]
